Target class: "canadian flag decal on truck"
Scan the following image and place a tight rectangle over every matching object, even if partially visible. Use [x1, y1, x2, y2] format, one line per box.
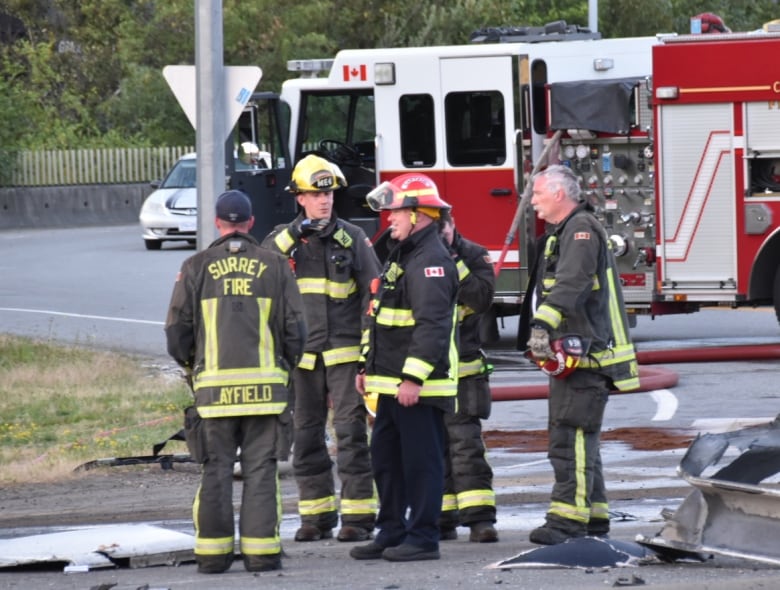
[342, 64, 367, 82]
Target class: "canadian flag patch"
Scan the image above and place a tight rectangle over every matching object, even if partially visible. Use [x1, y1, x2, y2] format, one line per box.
[424, 266, 445, 277]
[342, 64, 367, 82]
[574, 232, 591, 240]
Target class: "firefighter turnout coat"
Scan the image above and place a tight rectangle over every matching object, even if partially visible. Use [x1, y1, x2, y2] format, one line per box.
[165, 231, 306, 413]
[520, 203, 638, 392]
[363, 223, 459, 407]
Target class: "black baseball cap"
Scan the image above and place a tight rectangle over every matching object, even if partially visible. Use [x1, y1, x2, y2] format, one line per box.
[215, 190, 252, 222]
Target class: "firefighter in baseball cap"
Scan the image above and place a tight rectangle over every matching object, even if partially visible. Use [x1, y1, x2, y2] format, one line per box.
[263, 153, 382, 545]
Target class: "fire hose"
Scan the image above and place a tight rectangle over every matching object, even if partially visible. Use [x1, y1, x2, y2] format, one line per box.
[489, 342, 780, 401]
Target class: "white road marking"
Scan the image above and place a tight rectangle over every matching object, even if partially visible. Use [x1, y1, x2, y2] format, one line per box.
[649, 389, 678, 421]
[0, 307, 163, 326]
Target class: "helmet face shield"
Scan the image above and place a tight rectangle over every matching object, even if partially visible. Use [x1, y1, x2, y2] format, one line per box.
[366, 182, 396, 212]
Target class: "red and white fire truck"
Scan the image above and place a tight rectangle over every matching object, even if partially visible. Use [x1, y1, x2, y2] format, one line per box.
[250, 23, 780, 331]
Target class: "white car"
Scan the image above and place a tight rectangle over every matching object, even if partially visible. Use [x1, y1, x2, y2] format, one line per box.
[139, 149, 270, 250]
[139, 152, 198, 250]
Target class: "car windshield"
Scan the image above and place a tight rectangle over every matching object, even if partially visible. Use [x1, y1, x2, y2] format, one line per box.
[161, 159, 196, 189]
[160, 156, 255, 189]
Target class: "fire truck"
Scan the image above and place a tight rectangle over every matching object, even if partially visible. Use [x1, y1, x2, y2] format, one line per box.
[238, 23, 780, 334]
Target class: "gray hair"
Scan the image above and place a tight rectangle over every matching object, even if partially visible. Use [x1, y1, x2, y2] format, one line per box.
[534, 164, 581, 203]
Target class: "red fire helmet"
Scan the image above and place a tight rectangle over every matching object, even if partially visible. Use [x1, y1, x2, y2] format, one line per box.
[532, 334, 585, 378]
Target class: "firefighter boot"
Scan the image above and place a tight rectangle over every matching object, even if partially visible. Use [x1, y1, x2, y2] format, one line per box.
[337, 525, 371, 542]
[294, 523, 334, 542]
[469, 521, 498, 543]
[587, 517, 610, 538]
[196, 553, 234, 574]
[529, 515, 586, 546]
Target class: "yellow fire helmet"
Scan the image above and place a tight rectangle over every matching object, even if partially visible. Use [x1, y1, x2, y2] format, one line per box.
[286, 154, 347, 193]
[363, 392, 379, 417]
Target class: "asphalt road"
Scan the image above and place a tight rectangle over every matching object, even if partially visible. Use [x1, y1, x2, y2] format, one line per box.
[2, 223, 780, 588]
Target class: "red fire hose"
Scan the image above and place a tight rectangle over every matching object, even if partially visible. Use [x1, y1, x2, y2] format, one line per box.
[490, 343, 780, 401]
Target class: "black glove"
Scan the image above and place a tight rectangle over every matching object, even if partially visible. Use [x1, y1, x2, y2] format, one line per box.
[289, 218, 328, 239]
[528, 325, 554, 361]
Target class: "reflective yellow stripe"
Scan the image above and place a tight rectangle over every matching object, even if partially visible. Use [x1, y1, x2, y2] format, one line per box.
[534, 303, 561, 329]
[456, 259, 470, 281]
[365, 374, 457, 397]
[376, 307, 415, 327]
[340, 496, 378, 515]
[606, 268, 628, 345]
[195, 368, 288, 387]
[274, 229, 296, 254]
[578, 344, 636, 369]
[298, 352, 317, 370]
[299, 495, 337, 516]
[202, 298, 219, 372]
[441, 493, 458, 512]
[590, 502, 609, 520]
[240, 535, 281, 556]
[458, 304, 474, 323]
[574, 427, 587, 510]
[297, 277, 357, 299]
[458, 358, 483, 378]
[195, 535, 235, 556]
[322, 346, 360, 366]
[402, 356, 434, 382]
[198, 403, 287, 418]
[548, 501, 590, 523]
[456, 488, 496, 510]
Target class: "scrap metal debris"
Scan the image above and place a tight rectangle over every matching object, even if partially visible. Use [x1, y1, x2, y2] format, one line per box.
[487, 536, 660, 570]
[0, 524, 195, 570]
[637, 415, 780, 565]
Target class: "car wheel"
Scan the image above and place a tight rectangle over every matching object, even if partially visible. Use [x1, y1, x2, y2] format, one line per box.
[144, 239, 163, 251]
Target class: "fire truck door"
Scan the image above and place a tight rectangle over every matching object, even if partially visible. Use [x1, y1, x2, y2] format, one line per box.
[657, 103, 736, 291]
[438, 55, 517, 252]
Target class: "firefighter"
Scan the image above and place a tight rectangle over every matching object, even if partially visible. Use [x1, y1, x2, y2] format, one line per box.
[165, 190, 306, 573]
[438, 209, 498, 543]
[350, 173, 459, 562]
[518, 165, 639, 545]
[263, 154, 382, 543]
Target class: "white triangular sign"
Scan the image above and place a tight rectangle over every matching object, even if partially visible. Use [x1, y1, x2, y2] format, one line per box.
[162, 65, 263, 141]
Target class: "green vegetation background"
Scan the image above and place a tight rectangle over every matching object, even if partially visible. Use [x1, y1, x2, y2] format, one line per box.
[1, 0, 776, 155]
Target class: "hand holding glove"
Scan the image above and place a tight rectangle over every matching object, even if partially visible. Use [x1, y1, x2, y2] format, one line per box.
[528, 325, 554, 361]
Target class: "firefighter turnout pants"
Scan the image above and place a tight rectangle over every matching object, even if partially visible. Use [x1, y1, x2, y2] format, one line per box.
[292, 355, 376, 531]
[440, 374, 496, 529]
[543, 369, 611, 535]
[194, 414, 283, 563]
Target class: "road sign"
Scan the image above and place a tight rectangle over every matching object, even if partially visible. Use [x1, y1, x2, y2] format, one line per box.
[163, 65, 263, 141]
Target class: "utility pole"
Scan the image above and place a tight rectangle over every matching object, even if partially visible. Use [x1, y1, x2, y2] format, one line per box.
[194, 0, 225, 249]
